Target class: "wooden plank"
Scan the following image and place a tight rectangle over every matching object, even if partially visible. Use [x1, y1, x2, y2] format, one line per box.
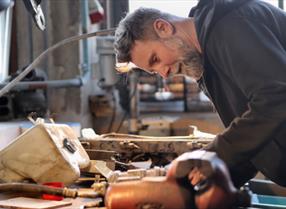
[0, 197, 72, 209]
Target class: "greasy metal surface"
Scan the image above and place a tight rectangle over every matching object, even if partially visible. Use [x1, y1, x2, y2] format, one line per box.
[81, 135, 212, 155]
[81, 134, 212, 168]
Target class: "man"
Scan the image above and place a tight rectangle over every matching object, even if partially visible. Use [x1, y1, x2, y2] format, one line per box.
[114, 0, 286, 188]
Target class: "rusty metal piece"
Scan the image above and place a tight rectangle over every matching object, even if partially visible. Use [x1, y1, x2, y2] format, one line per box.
[91, 182, 107, 196]
[81, 133, 212, 167]
[105, 177, 195, 209]
[119, 141, 140, 150]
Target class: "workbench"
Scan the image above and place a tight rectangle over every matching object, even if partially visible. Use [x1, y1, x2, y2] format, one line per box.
[0, 189, 105, 209]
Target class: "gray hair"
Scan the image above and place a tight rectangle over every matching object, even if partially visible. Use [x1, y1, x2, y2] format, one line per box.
[114, 7, 175, 63]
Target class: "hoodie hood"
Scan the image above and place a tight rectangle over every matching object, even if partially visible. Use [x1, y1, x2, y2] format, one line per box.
[189, 0, 252, 52]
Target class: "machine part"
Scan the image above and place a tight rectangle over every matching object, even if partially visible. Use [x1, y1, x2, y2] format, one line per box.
[0, 5, 13, 82]
[22, 0, 45, 31]
[63, 138, 77, 153]
[0, 28, 115, 97]
[81, 199, 102, 208]
[0, 95, 14, 121]
[91, 182, 107, 196]
[105, 176, 196, 209]
[0, 78, 83, 91]
[96, 36, 118, 87]
[154, 90, 174, 101]
[251, 193, 286, 208]
[0, 122, 90, 185]
[81, 132, 213, 167]
[107, 167, 166, 183]
[13, 90, 47, 118]
[6, 68, 47, 119]
[82, 160, 113, 179]
[249, 179, 286, 197]
[105, 151, 251, 209]
[128, 71, 139, 134]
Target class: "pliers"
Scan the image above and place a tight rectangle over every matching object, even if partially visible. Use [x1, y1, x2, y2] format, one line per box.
[23, 0, 45, 31]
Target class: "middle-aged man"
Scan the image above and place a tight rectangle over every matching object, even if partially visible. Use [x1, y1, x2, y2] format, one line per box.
[114, 0, 286, 188]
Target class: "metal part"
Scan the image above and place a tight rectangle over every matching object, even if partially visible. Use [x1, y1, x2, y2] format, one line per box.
[105, 176, 195, 209]
[107, 167, 166, 183]
[81, 133, 213, 167]
[129, 71, 139, 134]
[63, 138, 77, 153]
[0, 6, 13, 82]
[80, 0, 89, 74]
[0, 78, 83, 91]
[249, 179, 286, 197]
[23, 0, 45, 31]
[105, 151, 251, 209]
[96, 36, 118, 87]
[0, 95, 13, 121]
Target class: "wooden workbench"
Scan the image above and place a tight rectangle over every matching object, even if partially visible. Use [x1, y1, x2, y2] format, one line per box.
[0, 190, 105, 209]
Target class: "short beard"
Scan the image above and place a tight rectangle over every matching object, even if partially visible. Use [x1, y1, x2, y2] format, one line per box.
[162, 37, 204, 80]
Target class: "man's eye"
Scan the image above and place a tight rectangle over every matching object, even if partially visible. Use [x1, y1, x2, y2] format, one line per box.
[152, 56, 158, 64]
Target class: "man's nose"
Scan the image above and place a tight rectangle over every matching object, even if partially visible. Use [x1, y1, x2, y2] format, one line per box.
[155, 66, 168, 79]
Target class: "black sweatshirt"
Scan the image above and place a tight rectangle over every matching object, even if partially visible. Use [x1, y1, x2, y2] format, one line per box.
[190, 0, 286, 187]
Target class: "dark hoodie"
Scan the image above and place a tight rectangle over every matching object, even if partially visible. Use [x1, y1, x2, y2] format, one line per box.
[190, 0, 286, 187]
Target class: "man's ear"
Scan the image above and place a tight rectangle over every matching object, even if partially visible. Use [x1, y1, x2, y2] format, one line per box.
[153, 18, 174, 38]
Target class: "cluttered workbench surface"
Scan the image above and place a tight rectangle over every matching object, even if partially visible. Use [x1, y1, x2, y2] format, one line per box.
[0, 120, 286, 209]
[0, 190, 104, 209]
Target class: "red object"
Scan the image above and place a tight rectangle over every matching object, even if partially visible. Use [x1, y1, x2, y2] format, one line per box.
[89, 12, 104, 24]
[42, 182, 64, 201]
[88, 0, 104, 24]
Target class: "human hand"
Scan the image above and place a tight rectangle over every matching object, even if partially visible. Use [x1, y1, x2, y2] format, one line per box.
[166, 151, 239, 209]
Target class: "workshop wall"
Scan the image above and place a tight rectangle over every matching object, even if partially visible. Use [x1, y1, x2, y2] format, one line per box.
[14, 0, 91, 127]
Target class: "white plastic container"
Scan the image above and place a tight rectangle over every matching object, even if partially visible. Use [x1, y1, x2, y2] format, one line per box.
[0, 123, 90, 185]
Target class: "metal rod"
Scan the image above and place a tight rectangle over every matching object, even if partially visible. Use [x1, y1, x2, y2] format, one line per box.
[1, 7, 13, 82]
[128, 71, 139, 134]
[80, 0, 90, 74]
[0, 78, 83, 91]
[0, 28, 115, 97]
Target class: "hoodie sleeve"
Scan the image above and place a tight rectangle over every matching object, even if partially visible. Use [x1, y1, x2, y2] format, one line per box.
[205, 16, 286, 168]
